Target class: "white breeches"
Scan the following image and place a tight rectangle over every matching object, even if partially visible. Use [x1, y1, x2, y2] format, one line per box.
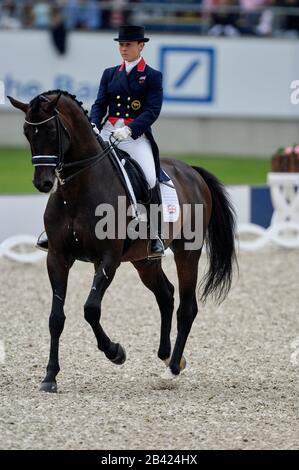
[100, 121, 157, 189]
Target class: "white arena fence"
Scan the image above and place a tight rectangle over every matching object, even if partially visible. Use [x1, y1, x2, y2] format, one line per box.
[0, 234, 46, 263]
[1, 178, 299, 263]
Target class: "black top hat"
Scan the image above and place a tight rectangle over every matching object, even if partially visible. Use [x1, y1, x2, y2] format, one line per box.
[114, 25, 149, 43]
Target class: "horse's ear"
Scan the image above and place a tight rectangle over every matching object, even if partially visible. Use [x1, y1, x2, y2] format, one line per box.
[7, 96, 29, 114]
[44, 93, 62, 113]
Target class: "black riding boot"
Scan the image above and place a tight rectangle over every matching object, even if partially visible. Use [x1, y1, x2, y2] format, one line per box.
[36, 231, 49, 252]
[149, 182, 165, 257]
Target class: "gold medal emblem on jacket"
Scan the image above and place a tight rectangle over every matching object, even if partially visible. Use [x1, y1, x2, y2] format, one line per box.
[131, 100, 141, 110]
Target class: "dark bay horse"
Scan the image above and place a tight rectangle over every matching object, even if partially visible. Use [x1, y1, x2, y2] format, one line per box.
[8, 90, 236, 392]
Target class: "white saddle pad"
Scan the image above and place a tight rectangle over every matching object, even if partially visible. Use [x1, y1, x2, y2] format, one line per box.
[160, 176, 180, 223]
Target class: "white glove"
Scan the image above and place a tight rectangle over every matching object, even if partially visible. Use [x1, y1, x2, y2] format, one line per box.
[113, 126, 132, 141]
[91, 122, 100, 136]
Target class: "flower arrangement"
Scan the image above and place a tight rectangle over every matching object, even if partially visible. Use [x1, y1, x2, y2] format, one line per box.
[272, 145, 299, 172]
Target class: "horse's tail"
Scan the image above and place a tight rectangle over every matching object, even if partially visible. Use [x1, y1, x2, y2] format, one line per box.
[192, 166, 237, 304]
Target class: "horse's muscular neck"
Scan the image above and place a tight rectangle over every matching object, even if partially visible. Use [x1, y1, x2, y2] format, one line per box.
[66, 109, 100, 160]
[55, 98, 118, 200]
[71, 130, 100, 160]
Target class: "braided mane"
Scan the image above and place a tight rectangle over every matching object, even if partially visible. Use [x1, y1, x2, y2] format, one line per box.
[30, 89, 90, 121]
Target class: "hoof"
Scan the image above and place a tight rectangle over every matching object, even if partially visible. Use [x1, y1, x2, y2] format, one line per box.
[180, 355, 187, 371]
[163, 355, 186, 371]
[163, 357, 170, 367]
[110, 343, 126, 365]
[39, 381, 57, 393]
[161, 368, 179, 380]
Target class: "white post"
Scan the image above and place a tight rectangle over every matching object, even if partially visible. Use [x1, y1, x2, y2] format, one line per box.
[238, 173, 299, 250]
[267, 172, 299, 225]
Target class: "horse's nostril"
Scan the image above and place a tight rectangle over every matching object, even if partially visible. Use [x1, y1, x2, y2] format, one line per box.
[35, 180, 53, 193]
[43, 180, 53, 191]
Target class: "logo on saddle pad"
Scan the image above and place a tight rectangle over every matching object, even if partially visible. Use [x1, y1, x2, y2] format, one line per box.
[131, 100, 141, 110]
[167, 204, 177, 214]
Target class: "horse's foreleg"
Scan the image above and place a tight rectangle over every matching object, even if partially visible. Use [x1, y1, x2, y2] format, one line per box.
[84, 259, 126, 365]
[40, 253, 72, 393]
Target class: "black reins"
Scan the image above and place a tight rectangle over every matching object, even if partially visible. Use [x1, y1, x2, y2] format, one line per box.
[55, 141, 115, 185]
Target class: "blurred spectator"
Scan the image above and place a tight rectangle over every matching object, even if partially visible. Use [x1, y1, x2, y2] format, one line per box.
[33, 1, 51, 29]
[64, 0, 101, 30]
[21, 1, 34, 28]
[50, 5, 67, 54]
[255, 0, 275, 35]
[102, 0, 114, 28]
[108, 0, 130, 29]
[207, 0, 241, 36]
[238, 0, 265, 34]
[0, 0, 21, 29]
[282, 0, 299, 36]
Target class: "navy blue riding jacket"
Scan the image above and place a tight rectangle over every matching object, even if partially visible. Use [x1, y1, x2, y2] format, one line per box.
[90, 58, 163, 175]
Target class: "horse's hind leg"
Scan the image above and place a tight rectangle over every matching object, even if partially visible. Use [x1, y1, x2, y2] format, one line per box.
[132, 259, 175, 364]
[84, 258, 126, 365]
[40, 252, 72, 393]
[164, 248, 201, 378]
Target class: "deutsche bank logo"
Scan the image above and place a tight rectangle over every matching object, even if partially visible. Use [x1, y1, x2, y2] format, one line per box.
[0, 80, 5, 104]
[159, 46, 215, 103]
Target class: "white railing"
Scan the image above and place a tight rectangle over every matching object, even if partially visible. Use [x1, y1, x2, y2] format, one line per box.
[1, 173, 299, 263]
[0, 234, 46, 263]
[238, 173, 299, 250]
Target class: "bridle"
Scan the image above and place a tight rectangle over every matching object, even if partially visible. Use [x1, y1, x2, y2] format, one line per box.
[25, 95, 114, 186]
[25, 94, 71, 170]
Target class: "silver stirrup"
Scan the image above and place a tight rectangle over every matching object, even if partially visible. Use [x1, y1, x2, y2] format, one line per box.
[36, 231, 48, 252]
[147, 238, 165, 260]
